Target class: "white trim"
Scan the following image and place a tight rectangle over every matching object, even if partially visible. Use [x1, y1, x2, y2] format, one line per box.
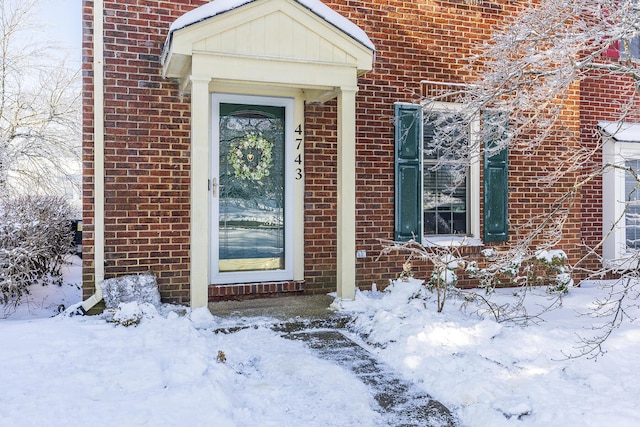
[423, 236, 483, 247]
[189, 76, 212, 308]
[469, 110, 481, 241]
[81, 0, 105, 313]
[210, 93, 295, 283]
[602, 137, 640, 269]
[421, 102, 481, 245]
[336, 87, 358, 300]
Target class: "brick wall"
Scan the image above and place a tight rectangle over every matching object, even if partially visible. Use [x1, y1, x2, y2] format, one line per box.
[83, 0, 585, 303]
[304, 0, 582, 293]
[579, 71, 640, 276]
[82, 0, 95, 299]
[82, 0, 207, 303]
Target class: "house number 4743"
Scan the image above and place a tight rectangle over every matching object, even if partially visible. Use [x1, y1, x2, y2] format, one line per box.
[295, 124, 303, 180]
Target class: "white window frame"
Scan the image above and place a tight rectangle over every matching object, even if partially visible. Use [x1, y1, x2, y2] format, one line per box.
[602, 132, 640, 269]
[421, 102, 481, 247]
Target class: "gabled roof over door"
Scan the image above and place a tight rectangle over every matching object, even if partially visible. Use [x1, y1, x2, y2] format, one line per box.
[161, 0, 374, 96]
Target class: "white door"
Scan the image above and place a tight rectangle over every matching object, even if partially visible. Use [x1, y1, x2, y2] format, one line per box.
[211, 94, 294, 284]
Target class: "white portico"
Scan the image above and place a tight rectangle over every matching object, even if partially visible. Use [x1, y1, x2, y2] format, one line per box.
[161, 0, 374, 308]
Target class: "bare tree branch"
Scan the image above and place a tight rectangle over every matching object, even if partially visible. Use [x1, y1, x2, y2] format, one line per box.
[395, 0, 640, 356]
[0, 0, 80, 197]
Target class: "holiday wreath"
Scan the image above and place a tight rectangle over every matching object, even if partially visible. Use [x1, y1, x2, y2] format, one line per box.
[228, 133, 273, 181]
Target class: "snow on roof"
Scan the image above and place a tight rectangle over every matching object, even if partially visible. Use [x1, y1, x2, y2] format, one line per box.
[599, 121, 640, 143]
[166, 0, 375, 52]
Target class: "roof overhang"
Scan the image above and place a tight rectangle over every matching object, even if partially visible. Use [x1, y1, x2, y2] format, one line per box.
[161, 0, 375, 98]
[599, 121, 640, 143]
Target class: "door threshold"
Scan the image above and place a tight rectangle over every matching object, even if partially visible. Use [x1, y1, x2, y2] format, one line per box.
[208, 280, 305, 302]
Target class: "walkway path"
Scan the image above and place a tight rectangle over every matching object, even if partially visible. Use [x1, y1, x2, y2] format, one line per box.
[282, 326, 458, 427]
[211, 295, 460, 427]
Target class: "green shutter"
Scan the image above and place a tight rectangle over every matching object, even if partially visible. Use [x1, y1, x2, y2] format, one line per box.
[394, 103, 422, 242]
[483, 111, 509, 242]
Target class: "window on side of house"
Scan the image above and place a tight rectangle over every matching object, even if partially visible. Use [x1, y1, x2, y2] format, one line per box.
[602, 122, 640, 268]
[395, 102, 501, 246]
[629, 0, 640, 59]
[611, 36, 640, 61]
[623, 36, 640, 60]
[625, 158, 640, 248]
[603, 0, 640, 60]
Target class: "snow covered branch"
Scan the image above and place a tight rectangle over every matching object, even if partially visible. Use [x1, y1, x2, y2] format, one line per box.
[0, 0, 80, 197]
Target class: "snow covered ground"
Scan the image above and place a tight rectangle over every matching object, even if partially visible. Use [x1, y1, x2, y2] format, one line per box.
[338, 279, 640, 426]
[1, 257, 640, 426]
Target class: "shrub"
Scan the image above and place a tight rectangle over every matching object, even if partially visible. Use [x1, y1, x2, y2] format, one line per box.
[381, 238, 574, 314]
[380, 238, 466, 312]
[534, 249, 574, 294]
[0, 195, 75, 306]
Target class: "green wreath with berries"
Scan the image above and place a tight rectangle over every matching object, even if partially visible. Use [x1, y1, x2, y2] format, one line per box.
[228, 133, 273, 182]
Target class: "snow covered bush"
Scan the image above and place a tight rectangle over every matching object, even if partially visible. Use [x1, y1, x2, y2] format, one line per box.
[426, 253, 463, 313]
[534, 249, 574, 294]
[0, 195, 75, 306]
[464, 247, 574, 295]
[466, 249, 524, 292]
[380, 239, 466, 312]
[380, 238, 575, 314]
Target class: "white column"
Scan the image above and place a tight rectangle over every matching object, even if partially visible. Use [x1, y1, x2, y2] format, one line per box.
[294, 96, 305, 281]
[93, 0, 105, 287]
[190, 76, 211, 308]
[336, 87, 358, 300]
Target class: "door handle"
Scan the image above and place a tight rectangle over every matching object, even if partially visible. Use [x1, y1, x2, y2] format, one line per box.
[210, 178, 218, 197]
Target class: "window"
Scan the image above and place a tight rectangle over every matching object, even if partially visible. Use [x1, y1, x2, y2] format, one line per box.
[626, 0, 640, 60]
[423, 112, 470, 236]
[623, 36, 640, 60]
[625, 159, 640, 248]
[606, 38, 640, 60]
[394, 102, 502, 246]
[603, 0, 640, 61]
[601, 121, 640, 268]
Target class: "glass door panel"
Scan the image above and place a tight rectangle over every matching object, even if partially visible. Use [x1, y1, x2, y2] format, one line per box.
[218, 103, 285, 273]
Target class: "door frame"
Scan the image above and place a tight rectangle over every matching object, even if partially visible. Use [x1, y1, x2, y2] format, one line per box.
[210, 93, 295, 284]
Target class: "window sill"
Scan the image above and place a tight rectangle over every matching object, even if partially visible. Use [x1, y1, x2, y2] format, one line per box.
[422, 235, 483, 247]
